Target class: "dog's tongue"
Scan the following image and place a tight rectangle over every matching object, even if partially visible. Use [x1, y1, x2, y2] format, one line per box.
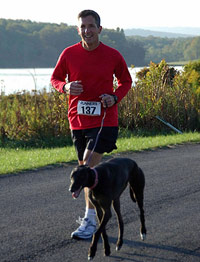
[72, 192, 78, 199]
[72, 187, 81, 199]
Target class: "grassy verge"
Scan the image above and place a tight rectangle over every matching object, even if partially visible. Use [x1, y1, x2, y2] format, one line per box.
[116, 131, 200, 153]
[167, 59, 200, 66]
[0, 132, 199, 175]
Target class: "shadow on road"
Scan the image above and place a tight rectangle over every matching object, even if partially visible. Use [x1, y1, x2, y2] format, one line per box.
[108, 237, 200, 261]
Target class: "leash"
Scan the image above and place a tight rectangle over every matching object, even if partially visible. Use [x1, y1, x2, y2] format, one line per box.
[89, 168, 98, 189]
[86, 107, 107, 166]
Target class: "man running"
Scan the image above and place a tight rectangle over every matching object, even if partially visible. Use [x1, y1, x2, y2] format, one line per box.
[51, 9, 132, 240]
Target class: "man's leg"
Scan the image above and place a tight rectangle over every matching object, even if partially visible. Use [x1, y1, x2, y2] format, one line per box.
[79, 149, 102, 208]
[83, 149, 103, 167]
[71, 126, 118, 239]
[83, 149, 103, 209]
[71, 150, 102, 239]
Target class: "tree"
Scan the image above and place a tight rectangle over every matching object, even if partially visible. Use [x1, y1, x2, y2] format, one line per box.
[184, 37, 200, 61]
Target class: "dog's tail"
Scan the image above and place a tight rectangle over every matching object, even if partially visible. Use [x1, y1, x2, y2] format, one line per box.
[129, 164, 145, 203]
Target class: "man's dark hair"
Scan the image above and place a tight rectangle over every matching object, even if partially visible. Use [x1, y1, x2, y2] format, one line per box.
[78, 10, 101, 28]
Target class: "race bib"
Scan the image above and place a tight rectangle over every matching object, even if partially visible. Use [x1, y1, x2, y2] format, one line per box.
[77, 100, 101, 116]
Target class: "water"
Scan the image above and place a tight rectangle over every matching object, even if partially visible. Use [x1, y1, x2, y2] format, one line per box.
[0, 68, 54, 95]
[0, 67, 182, 95]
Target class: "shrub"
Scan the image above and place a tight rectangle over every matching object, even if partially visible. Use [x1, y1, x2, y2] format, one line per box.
[118, 60, 200, 131]
[0, 60, 199, 147]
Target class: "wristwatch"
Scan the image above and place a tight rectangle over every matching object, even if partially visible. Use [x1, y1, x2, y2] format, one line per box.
[111, 94, 118, 104]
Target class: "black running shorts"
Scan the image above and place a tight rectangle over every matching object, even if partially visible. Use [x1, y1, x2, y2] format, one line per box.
[71, 126, 118, 161]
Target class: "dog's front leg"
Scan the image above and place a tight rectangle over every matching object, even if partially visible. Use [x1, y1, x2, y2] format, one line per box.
[88, 207, 112, 260]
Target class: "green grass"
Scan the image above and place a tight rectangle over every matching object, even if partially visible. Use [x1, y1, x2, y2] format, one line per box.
[0, 132, 199, 175]
[167, 59, 200, 66]
[0, 146, 77, 175]
[167, 61, 188, 66]
[116, 132, 200, 153]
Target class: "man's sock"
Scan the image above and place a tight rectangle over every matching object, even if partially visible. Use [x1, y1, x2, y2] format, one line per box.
[84, 207, 96, 224]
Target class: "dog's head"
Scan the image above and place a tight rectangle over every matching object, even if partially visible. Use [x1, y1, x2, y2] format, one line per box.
[69, 165, 91, 199]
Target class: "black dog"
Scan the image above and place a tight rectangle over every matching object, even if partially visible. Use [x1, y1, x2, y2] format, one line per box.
[69, 157, 146, 260]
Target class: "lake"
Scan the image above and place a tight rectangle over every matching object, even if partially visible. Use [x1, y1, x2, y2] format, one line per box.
[0, 67, 182, 95]
[0, 68, 54, 95]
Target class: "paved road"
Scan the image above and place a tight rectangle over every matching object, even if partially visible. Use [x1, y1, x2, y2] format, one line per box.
[0, 143, 200, 262]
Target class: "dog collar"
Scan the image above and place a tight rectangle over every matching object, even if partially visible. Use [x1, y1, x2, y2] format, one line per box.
[90, 168, 98, 189]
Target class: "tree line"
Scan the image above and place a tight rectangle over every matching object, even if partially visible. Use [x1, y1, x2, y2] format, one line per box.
[129, 35, 200, 64]
[0, 19, 200, 68]
[0, 19, 144, 68]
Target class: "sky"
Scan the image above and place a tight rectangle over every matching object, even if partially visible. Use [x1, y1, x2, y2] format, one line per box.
[1, 0, 200, 30]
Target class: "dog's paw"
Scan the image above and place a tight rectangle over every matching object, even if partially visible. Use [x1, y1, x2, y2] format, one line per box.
[116, 246, 121, 251]
[88, 255, 94, 261]
[140, 233, 146, 241]
[116, 240, 123, 251]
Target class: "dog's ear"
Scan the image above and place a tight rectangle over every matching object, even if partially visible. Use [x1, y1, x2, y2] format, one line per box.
[79, 164, 87, 168]
[77, 164, 91, 172]
[85, 165, 92, 172]
[79, 164, 90, 168]
[70, 165, 91, 182]
[71, 164, 88, 174]
[74, 165, 91, 176]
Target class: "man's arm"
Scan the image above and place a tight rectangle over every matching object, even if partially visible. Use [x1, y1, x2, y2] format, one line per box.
[51, 52, 68, 93]
[113, 56, 132, 102]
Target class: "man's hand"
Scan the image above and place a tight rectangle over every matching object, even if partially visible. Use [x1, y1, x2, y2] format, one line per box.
[99, 94, 117, 108]
[64, 81, 83, 95]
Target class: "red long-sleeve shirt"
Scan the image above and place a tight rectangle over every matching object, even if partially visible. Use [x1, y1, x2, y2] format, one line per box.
[51, 42, 132, 130]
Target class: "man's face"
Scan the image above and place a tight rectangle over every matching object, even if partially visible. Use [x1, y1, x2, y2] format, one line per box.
[78, 15, 102, 51]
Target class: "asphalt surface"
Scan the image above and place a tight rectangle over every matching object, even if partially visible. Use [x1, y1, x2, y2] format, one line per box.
[0, 143, 200, 262]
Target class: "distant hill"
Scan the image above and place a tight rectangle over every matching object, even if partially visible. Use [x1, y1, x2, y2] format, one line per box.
[0, 18, 146, 67]
[0, 19, 200, 67]
[124, 28, 193, 38]
[142, 27, 200, 36]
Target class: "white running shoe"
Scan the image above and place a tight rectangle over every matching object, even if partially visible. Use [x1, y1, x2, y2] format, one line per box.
[71, 217, 96, 240]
